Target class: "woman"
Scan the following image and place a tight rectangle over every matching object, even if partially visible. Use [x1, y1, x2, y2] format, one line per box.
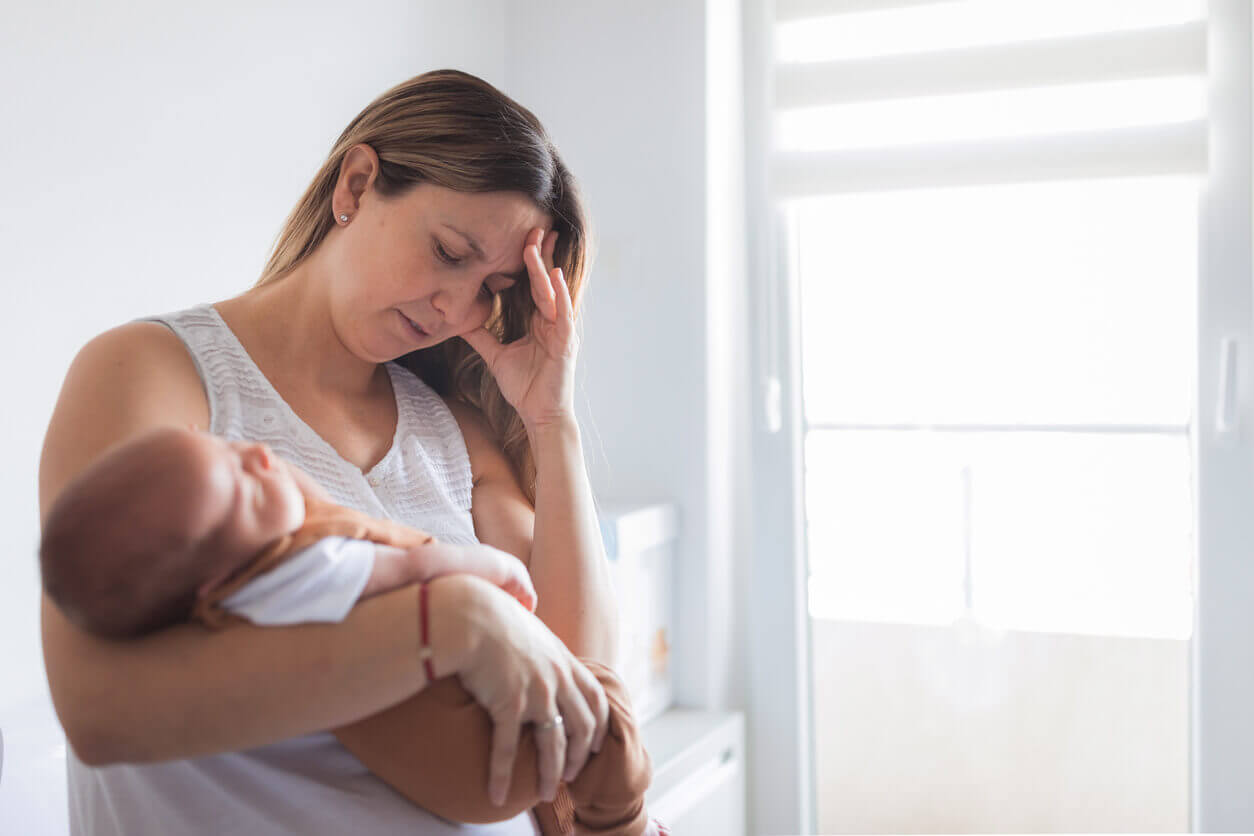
[39, 69, 620, 834]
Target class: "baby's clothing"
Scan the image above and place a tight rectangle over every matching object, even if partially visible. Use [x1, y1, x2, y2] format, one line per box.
[218, 535, 376, 626]
[68, 303, 537, 836]
[192, 490, 436, 629]
[197, 492, 654, 836]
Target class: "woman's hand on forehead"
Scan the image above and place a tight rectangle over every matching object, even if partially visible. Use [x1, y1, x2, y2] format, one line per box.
[457, 225, 578, 429]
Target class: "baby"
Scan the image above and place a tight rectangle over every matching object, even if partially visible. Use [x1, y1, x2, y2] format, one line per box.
[39, 426, 665, 836]
[39, 426, 537, 638]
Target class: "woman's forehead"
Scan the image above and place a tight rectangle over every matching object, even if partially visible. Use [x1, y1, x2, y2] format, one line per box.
[410, 184, 549, 239]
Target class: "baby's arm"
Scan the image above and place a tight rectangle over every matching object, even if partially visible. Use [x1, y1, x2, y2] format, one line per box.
[360, 542, 538, 613]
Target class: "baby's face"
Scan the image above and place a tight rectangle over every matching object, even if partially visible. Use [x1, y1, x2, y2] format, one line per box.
[192, 433, 307, 562]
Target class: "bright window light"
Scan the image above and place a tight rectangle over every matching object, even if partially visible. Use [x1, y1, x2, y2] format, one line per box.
[797, 176, 1198, 640]
[777, 0, 1206, 64]
[796, 177, 1199, 427]
[969, 432, 1194, 640]
[805, 431, 967, 627]
[775, 77, 1206, 152]
[804, 430, 1194, 640]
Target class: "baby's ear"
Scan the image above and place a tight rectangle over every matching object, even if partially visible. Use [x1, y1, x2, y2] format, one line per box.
[195, 564, 236, 601]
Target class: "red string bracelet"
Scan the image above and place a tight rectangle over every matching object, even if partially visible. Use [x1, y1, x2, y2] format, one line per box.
[418, 583, 436, 683]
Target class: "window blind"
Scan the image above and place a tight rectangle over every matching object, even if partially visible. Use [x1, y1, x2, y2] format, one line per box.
[770, 0, 1208, 196]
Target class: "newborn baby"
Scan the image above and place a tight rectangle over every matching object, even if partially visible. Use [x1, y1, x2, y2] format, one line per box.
[40, 426, 664, 836]
[39, 426, 535, 638]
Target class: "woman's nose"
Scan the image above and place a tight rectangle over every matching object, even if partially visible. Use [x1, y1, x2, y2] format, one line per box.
[432, 286, 487, 331]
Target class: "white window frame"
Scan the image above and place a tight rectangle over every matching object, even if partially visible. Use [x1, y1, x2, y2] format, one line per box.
[1192, 0, 1254, 829]
[742, 1, 1254, 833]
[743, 2, 816, 833]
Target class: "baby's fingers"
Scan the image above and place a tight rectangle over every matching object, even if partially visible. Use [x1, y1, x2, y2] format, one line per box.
[504, 568, 538, 612]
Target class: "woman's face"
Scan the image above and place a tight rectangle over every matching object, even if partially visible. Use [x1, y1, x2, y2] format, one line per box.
[326, 160, 550, 363]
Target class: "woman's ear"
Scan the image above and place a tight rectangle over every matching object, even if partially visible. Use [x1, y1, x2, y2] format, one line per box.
[333, 143, 380, 219]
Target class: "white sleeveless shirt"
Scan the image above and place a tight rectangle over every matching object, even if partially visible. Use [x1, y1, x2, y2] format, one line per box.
[66, 304, 540, 836]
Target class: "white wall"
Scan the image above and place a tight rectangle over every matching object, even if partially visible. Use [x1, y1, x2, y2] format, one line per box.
[0, 2, 507, 830]
[497, 0, 750, 718]
[3, 2, 754, 831]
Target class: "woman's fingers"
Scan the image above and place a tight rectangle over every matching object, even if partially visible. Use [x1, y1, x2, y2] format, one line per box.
[548, 267, 574, 343]
[526, 242, 557, 321]
[556, 664, 598, 783]
[488, 706, 523, 807]
[451, 578, 608, 809]
[533, 693, 566, 802]
[570, 659, 610, 754]
[541, 228, 558, 267]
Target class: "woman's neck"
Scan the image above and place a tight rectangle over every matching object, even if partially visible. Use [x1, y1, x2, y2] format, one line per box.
[217, 265, 383, 401]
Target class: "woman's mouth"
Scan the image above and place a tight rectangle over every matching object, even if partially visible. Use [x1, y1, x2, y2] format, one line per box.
[399, 311, 429, 339]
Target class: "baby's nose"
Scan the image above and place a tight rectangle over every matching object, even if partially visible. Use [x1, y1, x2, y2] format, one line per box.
[242, 443, 274, 471]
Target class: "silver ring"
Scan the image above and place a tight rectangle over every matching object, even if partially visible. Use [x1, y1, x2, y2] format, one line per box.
[536, 714, 564, 732]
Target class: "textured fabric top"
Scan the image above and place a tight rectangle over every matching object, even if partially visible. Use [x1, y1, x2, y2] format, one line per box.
[66, 303, 539, 836]
[152, 303, 479, 545]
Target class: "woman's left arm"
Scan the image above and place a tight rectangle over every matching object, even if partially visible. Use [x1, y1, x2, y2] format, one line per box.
[446, 399, 619, 668]
[456, 225, 621, 668]
[527, 416, 619, 667]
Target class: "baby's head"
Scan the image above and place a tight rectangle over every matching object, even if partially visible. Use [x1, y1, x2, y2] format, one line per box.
[39, 427, 306, 637]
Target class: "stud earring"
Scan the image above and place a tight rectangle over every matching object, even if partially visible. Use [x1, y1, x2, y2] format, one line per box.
[338, 214, 349, 223]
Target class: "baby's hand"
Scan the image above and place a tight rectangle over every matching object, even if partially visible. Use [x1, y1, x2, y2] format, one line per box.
[405, 542, 537, 612]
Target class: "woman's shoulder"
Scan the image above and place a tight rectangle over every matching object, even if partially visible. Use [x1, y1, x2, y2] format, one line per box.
[40, 320, 209, 518]
[72, 320, 208, 413]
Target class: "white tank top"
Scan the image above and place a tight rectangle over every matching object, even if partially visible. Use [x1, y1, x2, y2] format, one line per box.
[66, 303, 540, 836]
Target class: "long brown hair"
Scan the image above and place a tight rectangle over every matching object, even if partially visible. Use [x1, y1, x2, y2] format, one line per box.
[255, 69, 593, 504]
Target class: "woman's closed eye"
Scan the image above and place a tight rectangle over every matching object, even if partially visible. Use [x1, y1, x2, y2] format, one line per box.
[434, 240, 465, 266]
[434, 240, 516, 300]
[435, 240, 495, 300]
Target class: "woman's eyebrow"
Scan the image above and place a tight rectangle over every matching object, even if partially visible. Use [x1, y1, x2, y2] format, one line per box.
[441, 224, 487, 260]
[443, 224, 529, 282]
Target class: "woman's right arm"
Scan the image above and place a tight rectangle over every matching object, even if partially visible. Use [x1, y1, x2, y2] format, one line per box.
[43, 323, 605, 786]
[39, 323, 464, 764]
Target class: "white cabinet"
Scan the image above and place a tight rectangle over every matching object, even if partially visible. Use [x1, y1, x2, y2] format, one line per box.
[598, 502, 680, 725]
[642, 709, 745, 835]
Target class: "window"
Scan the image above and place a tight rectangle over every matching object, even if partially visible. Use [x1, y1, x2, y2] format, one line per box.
[773, 0, 1207, 639]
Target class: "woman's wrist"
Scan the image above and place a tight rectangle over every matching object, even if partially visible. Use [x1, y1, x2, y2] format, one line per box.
[524, 412, 579, 450]
[423, 573, 485, 680]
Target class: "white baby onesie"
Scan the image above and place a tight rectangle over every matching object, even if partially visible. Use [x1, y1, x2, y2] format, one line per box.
[220, 536, 383, 625]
